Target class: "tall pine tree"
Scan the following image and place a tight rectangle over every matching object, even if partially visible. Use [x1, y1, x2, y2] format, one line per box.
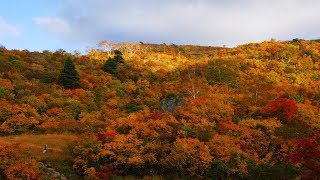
[60, 58, 80, 89]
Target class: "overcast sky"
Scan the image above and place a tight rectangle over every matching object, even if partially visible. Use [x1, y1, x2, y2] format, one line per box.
[1, 0, 320, 53]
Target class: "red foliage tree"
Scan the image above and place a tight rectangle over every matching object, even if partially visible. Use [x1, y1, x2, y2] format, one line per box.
[96, 165, 113, 179]
[266, 98, 298, 123]
[96, 131, 117, 142]
[288, 132, 320, 178]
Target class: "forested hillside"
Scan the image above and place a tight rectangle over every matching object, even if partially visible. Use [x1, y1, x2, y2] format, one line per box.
[0, 39, 319, 179]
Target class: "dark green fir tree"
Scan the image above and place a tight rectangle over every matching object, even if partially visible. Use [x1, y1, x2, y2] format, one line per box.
[60, 58, 80, 89]
[103, 50, 124, 75]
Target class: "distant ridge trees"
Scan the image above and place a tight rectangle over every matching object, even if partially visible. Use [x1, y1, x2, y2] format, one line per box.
[60, 58, 80, 89]
[0, 44, 5, 49]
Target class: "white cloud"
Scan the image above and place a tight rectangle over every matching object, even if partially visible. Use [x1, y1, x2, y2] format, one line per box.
[0, 17, 21, 38]
[33, 0, 320, 47]
[34, 17, 71, 35]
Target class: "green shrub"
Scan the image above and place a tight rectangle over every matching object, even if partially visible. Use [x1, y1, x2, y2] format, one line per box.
[247, 163, 298, 180]
[207, 59, 237, 86]
[125, 101, 142, 113]
[181, 125, 195, 137]
[0, 85, 6, 98]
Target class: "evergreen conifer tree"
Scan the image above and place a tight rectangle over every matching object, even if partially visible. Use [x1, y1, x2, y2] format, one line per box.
[60, 58, 80, 89]
[103, 50, 124, 75]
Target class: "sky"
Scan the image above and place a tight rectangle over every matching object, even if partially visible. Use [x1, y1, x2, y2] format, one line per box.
[1, 0, 320, 53]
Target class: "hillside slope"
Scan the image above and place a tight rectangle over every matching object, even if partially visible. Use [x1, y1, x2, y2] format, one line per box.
[0, 40, 319, 178]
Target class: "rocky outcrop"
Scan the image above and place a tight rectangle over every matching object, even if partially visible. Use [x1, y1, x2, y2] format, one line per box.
[160, 95, 186, 112]
[40, 162, 68, 180]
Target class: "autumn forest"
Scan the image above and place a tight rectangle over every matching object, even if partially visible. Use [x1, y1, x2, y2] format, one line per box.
[0, 39, 320, 179]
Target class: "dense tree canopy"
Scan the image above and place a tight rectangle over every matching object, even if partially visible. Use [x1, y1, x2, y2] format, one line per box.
[0, 40, 320, 179]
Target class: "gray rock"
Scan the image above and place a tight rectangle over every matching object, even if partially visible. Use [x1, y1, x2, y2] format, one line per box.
[40, 161, 69, 179]
[160, 96, 186, 112]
